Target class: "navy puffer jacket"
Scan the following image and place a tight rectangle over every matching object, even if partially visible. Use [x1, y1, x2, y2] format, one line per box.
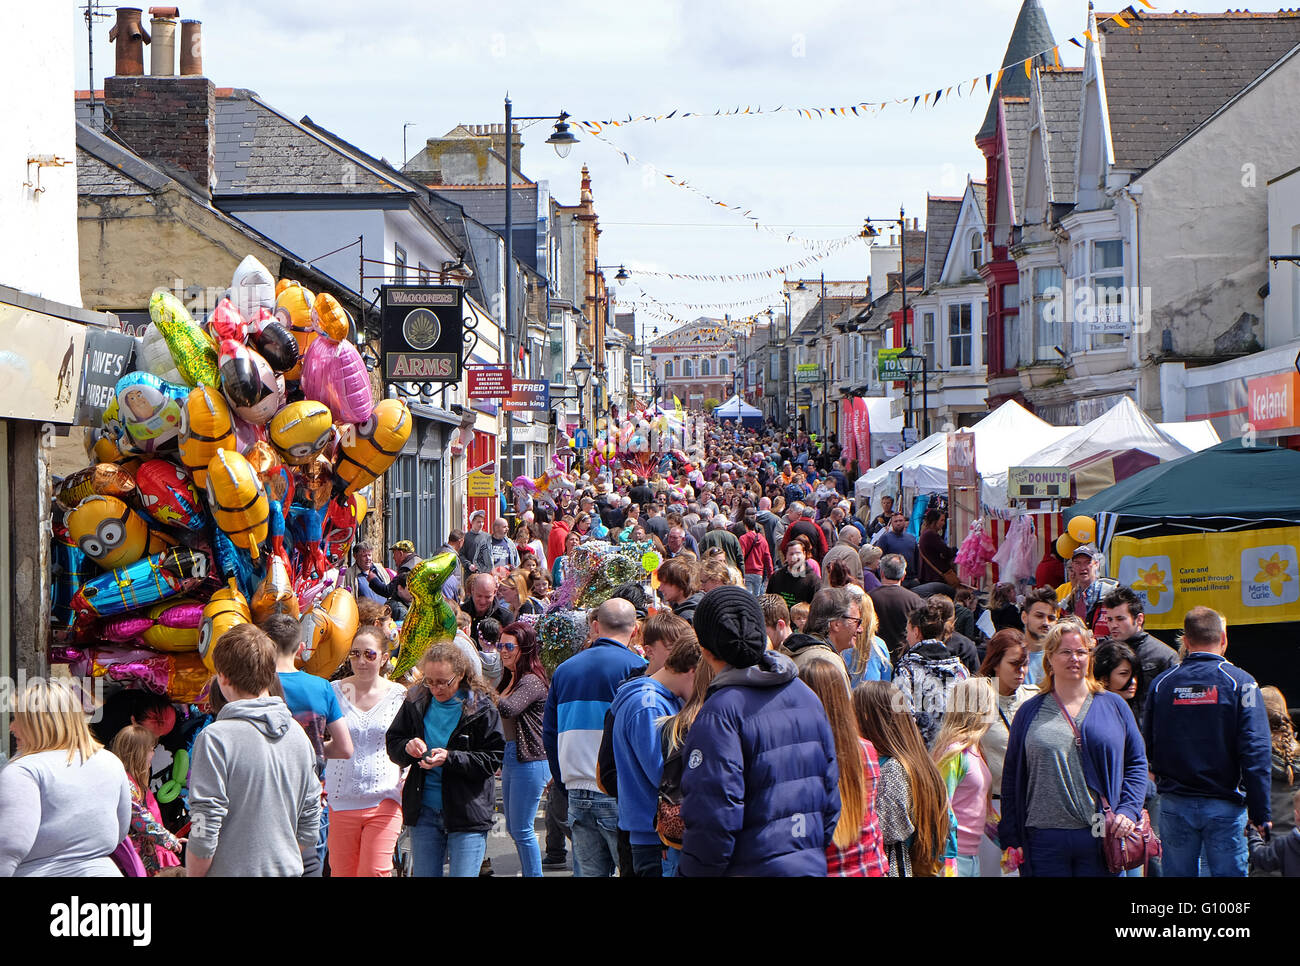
[679, 650, 839, 876]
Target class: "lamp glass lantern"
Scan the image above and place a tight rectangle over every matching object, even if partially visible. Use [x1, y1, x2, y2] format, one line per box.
[545, 113, 579, 158]
[572, 350, 592, 389]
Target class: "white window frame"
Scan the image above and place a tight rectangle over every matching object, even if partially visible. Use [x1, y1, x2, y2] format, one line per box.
[970, 231, 983, 272]
[921, 311, 937, 369]
[1072, 238, 1127, 352]
[1033, 265, 1064, 362]
[948, 302, 973, 368]
[394, 244, 407, 283]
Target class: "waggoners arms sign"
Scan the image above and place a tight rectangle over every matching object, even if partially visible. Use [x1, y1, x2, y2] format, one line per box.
[381, 285, 465, 383]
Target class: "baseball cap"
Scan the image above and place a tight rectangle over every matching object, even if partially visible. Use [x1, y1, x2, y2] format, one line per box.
[389, 539, 416, 553]
[1071, 544, 1101, 559]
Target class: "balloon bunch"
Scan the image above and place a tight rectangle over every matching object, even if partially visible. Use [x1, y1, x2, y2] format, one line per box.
[51, 255, 415, 700]
[1056, 515, 1098, 559]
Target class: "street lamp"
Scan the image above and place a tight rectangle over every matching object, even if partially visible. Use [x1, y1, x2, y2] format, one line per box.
[863, 206, 914, 435]
[573, 349, 592, 434]
[503, 97, 580, 487]
[897, 344, 931, 437]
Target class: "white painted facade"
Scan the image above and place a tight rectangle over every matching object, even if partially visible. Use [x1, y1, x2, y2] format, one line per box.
[0, 4, 82, 305]
[1265, 166, 1300, 349]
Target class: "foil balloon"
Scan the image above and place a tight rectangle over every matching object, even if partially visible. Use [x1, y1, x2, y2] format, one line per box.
[274, 282, 316, 381]
[230, 254, 275, 321]
[247, 306, 299, 374]
[296, 454, 334, 510]
[300, 295, 372, 424]
[206, 297, 247, 344]
[109, 371, 189, 454]
[206, 449, 270, 560]
[219, 339, 283, 425]
[269, 400, 334, 465]
[250, 554, 300, 623]
[101, 612, 157, 644]
[177, 386, 237, 489]
[297, 587, 359, 678]
[69, 546, 209, 624]
[140, 598, 204, 652]
[247, 440, 293, 505]
[231, 409, 270, 454]
[287, 503, 328, 579]
[67, 494, 172, 569]
[390, 553, 458, 680]
[322, 498, 358, 567]
[81, 646, 209, 703]
[55, 463, 137, 511]
[134, 459, 207, 532]
[149, 289, 220, 388]
[51, 525, 96, 632]
[139, 322, 186, 385]
[333, 398, 412, 499]
[198, 578, 251, 672]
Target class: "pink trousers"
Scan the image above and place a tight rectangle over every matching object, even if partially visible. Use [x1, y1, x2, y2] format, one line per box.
[328, 799, 403, 877]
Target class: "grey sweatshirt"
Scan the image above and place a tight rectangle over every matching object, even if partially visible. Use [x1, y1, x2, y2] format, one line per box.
[0, 749, 131, 877]
[188, 696, 321, 877]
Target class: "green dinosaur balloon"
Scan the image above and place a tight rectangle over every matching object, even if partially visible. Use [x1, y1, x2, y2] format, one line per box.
[391, 552, 458, 680]
[149, 289, 220, 388]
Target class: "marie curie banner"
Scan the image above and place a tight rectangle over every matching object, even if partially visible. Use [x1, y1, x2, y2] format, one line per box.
[1110, 527, 1300, 629]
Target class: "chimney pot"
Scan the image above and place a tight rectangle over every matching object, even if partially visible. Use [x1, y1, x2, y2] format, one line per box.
[149, 13, 177, 76]
[179, 20, 203, 75]
[109, 8, 150, 77]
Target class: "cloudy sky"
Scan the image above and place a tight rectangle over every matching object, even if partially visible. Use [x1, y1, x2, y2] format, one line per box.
[71, 0, 1235, 334]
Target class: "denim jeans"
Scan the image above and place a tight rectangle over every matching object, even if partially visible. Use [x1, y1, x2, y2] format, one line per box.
[630, 842, 665, 877]
[567, 788, 620, 877]
[744, 573, 767, 596]
[545, 780, 570, 861]
[410, 805, 488, 877]
[955, 854, 980, 877]
[501, 742, 548, 878]
[1025, 827, 1115, 877]
[662, 847, 680, 878]
[307, 798, 327, 877]
[1158, 793, 1248, 877]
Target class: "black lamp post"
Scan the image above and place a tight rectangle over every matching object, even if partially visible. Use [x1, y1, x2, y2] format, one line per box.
[572, 349, 592, 437]
[897, 344, 931, 437]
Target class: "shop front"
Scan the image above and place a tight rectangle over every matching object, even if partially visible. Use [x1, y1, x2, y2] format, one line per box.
[1169, 340, 1300, 448]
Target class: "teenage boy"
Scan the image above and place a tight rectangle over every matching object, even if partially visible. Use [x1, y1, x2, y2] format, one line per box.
[188, 624, 321, 877]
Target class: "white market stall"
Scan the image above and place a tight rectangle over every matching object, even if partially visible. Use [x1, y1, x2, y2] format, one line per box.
[712, 394, 764, 429]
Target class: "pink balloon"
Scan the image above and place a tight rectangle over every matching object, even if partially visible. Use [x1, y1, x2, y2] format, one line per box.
[156, 600, 203, 628]
[300, 336, 373, 424]
[101, 615, 155, 643]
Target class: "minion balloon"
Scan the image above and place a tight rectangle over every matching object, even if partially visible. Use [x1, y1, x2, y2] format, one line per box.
[177, 386, 237, 489]
[333, 398, 413, 499]
[273, 282, 317, 381]
[67, 494, 172, 569]
[390, 552, 458, 680]
[297, 587, 359, 678]
[269, 400, 334, 465]
[206, 449, 270, 560]
[198, 579, 250, 672]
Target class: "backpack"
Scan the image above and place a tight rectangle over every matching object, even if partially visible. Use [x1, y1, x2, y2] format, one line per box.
[656, 727, 686, 848]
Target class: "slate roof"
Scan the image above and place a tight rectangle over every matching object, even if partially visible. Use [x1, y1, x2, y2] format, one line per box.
[794, 295, 859, 338]
[75, 124, 169, 197]
[923, 196, 962, 288]
[1098, 10, 1300, 172]
[213, 91, 405, 195]
[1003, 98, 1031, 219]
[972, 181, 988, 217]
[978, 0, 1056, 142]
[1038, 68, 1082, 204]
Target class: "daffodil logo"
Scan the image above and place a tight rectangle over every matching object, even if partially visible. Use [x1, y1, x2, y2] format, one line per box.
[1131, 564, 1168, 608]
[1117, 555, 1175, 614]
[1241, 544, 1299, 608]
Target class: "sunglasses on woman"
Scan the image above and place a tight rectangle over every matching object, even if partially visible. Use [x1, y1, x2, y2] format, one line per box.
[498, 641, 518, 652]
[348, 648, 380, 661]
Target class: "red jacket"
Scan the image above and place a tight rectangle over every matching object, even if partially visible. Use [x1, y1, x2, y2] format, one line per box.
[739, 530, 774, 578]
[547, 519, 571, 565]
[780, 518, 829, 563]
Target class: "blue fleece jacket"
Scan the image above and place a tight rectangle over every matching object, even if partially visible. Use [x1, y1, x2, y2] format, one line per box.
[999, 689, 1148, 871]
[542, 638, 646, 793]
[1142, 651, 1272, 826]
[611, 676, 683, 845]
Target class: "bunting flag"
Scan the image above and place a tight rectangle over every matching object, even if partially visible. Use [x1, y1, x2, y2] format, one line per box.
[572, 5, 1152, 128]
[614, 236, 860, 286]
[584, 126, 866, 252]
[620, 289, 784, 313]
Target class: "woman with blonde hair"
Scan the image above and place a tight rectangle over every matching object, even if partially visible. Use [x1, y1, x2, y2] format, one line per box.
[999, 617, 1147, 877]
[931, 677, 997, 876]
[841, 588, 892, 685]
[0, 679, 132, 876]
[799, 660, 886, 876]
[853, 681, 952, 877]
[110, 724, 183, 875]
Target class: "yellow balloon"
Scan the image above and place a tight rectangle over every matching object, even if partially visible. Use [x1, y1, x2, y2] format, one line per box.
[1056, 582, 1074, 603]
[1067, 515, 1096, 545]
[353, 493, 368, 526]
[1056, 533, 1080, 559]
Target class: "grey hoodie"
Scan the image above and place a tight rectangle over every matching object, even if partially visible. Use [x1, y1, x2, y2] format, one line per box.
[188, 696, 321, 877]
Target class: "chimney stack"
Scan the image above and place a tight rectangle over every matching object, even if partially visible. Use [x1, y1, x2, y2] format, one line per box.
[148, 9, 177, 75]
[179, 19, 203, 75]
[109, 8, 150, 77]
[105, 73, 216, 197]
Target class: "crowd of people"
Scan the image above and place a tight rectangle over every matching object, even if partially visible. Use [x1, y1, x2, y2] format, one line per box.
[2, 419, 1297, 879]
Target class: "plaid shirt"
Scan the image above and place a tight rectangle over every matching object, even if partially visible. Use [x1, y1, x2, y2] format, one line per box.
[826, 738, 889, 877]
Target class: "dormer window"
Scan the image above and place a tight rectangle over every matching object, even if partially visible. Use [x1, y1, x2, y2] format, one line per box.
[970, 231, 983, 271]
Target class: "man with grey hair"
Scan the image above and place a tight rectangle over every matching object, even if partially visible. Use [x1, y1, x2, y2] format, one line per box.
[782, 587, 853, 689]
[837, 526, 861, 549]
[542, 596, 646, 877]
[1143, 606, 1271, 877]
[868, 553, 924, 658]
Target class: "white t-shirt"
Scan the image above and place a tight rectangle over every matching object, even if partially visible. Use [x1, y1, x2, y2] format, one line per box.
[324, 682, 408, 811]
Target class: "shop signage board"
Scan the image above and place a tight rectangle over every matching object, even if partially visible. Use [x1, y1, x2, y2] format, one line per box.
[947, 431, 977, 488]
[1246, 371, 1298, 432]
[502, 379, 549, 412]
[466, 465, 496, 497]
[74, 328, 136, 427]
[877, 347, 906, 379]
[467, 365, 513, 399]
[0, 302, 87, 423]
[381, 285, 464, 383]
[1008, 465, 1070, 499]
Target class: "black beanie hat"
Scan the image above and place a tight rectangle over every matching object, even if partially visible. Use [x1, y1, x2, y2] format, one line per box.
[694, 586, 767, 669]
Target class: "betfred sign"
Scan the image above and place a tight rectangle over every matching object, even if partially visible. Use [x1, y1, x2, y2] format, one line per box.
[381, 285, 464, 383]
[467, 365, 513, 399]
[1247, 372, 1299, 431]
[502, 379, 549, 412]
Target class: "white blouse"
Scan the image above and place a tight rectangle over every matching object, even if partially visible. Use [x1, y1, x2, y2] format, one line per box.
[324, 681, 407, 812]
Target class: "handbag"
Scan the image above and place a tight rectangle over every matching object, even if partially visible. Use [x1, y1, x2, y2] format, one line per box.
[656, 732, 686, 849]
[1055, 691, 1161, 874]
[921, 549, 960, 588]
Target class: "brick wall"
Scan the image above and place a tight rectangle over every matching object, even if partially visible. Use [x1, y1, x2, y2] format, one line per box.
[105, 75, 215, 196]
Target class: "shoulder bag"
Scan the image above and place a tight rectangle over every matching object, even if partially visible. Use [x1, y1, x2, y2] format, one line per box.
[1055, 691, 1161, 874]
[920, 547, 960, 588]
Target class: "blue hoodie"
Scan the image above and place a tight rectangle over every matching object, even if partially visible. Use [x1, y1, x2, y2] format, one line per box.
[611, 676, 683, 845]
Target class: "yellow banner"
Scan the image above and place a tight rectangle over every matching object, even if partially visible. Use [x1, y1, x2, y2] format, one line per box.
[466, 467, 496, 498]
[1110, 527, 1300, 629]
